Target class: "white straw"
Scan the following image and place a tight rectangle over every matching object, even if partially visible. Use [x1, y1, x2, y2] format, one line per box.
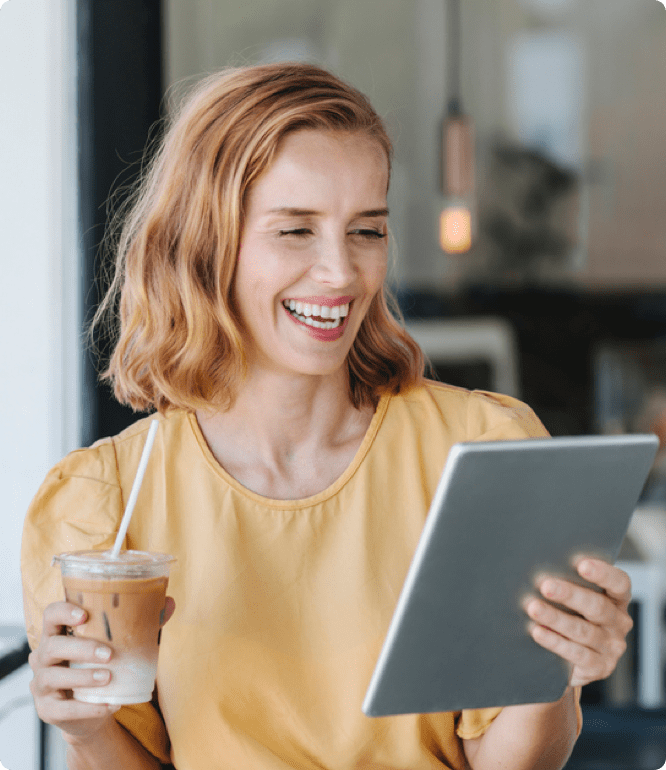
[110, 419, 159, 558]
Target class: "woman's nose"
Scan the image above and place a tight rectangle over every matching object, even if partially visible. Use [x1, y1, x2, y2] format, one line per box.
[310, 238, 356, 286]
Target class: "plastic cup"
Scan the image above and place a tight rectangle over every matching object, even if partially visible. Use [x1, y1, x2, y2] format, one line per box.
[52, 550, 175, 705]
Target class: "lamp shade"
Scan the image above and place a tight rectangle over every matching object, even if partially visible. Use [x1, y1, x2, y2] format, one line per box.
[443, 114, 475, 197]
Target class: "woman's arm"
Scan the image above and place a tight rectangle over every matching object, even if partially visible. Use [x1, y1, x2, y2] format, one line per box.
[64, 717, 163, 770]
[462, 688, 579, 770]
[463, 557, 633, 770]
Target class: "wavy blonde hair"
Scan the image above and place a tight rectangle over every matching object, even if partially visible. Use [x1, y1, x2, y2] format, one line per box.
[96, 62, 424, 412]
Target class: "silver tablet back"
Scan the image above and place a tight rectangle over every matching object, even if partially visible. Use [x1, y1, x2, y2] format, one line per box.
[363, 434, 659, 717]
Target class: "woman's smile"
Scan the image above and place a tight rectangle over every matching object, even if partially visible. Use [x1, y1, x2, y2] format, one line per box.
[281, 297, 352, 331]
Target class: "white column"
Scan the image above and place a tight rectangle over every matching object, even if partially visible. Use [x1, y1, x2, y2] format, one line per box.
[0, 0, 78, 766]
[0, 0, 80, 625]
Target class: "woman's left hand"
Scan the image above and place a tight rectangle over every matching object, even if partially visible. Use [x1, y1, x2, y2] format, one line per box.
[524, 557, 633, 687]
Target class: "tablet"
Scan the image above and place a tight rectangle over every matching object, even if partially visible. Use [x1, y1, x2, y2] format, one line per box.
[362, 433, 659, 717]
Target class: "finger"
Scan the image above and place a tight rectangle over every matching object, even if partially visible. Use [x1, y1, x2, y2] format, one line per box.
[574, 558, 632, 604]
[41, 602, 88, 639]
[538, 577, 621, 627]
[37, 636, 112, 669]
[31, 664, 111, 698]
[525, 597, 606, 652]
[161, 596, 176, 626]
[36, 695, 117, 725]
[529, 621, 599, 672]
[529, 621, 627, 685]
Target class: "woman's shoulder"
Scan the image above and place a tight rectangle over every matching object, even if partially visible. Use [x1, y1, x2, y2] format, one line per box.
[24, 410, 193, 551]
[48, 409, 192, 486]
[391, 380, 549, 441]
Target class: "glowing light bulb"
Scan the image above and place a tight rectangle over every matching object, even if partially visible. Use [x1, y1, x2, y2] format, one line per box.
[440, 205, 472, 254]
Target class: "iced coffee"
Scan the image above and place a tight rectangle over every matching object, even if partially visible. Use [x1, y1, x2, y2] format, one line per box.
[53, 550, 174, 704]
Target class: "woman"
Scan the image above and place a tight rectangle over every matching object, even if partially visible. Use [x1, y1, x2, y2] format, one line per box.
[22, 63, 632, 770]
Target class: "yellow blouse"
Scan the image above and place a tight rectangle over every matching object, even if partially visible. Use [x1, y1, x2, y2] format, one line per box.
[22, 382, 577, 769]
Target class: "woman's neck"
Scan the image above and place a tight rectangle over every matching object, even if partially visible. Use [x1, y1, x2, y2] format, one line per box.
[195, 368, 375, 499]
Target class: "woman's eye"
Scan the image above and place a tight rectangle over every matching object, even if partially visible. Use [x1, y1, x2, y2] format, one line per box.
[350, 229, 387, 240]
[278, 228, 312, 237]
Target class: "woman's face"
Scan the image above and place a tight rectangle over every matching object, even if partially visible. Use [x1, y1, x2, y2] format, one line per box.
[233, 129, 389, 379]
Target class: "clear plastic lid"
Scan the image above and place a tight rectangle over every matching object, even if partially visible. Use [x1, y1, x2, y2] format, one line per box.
[52, 550, 175, 578]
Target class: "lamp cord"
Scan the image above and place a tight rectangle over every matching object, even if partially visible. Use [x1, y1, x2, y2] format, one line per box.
[447, 0, 462, 115]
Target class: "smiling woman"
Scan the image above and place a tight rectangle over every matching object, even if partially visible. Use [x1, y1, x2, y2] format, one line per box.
[21, 62, 635, 770]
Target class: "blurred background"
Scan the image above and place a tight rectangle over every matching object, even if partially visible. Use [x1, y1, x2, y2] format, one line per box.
[2, 0, 666, 767]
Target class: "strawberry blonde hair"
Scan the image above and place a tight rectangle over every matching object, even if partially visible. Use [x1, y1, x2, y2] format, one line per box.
[96, 62, 424, 412]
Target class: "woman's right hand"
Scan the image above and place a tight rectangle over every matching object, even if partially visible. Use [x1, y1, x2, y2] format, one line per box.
[28, 601, 118, 742]
[29, 597, 176, 744]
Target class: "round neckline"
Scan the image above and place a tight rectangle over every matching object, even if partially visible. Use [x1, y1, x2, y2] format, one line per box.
[186, 391, 392, 509]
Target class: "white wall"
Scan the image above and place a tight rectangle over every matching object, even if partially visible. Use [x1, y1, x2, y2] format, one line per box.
[0, 0, 79, 625]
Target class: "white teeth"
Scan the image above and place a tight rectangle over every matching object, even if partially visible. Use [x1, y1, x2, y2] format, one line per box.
[282, 303, 343, 330]
[281, 299, 351, 330]
[300, 315, 341, 329]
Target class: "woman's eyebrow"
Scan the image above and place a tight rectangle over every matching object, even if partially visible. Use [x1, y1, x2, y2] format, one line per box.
[357, 208, 389, 218]
[266, 207, 318, 216]
[265, 207, 389, 217]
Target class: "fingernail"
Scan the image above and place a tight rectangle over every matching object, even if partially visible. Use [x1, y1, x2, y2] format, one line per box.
[526, 599, 541, 617]
[542, 580, 559, 598]
[71, 608, 85, 622]
[95, 646, 111, 661]
[580, 560, 594, 578]
[93, 670, 110, 682]
[108, 704, 121, 713]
